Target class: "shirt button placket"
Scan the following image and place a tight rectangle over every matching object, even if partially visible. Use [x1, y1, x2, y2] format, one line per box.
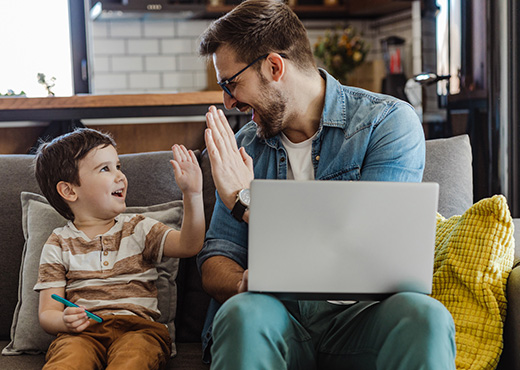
[279, 154, 287, 178]
[101, 237, 109, 269]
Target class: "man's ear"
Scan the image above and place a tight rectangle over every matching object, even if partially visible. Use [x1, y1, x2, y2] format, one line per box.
[56, 181, 78, 202]
[266, 53, 285, 82]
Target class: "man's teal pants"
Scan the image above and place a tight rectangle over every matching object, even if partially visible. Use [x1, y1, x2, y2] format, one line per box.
[210, 292, 456, 370]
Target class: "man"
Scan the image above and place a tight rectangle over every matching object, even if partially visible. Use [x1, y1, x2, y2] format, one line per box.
[198, 0, 456, 369]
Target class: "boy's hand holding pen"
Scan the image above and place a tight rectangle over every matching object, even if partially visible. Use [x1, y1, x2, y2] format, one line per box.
[51, 294, 103, 332]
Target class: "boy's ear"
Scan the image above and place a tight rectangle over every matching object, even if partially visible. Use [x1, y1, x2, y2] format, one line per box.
[56, 181, 77, 202]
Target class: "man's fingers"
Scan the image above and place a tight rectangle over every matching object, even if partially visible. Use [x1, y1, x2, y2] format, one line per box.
[239, 147, 254, 172]
[238, 270, 249, 293]
[207, 107, 238, 154]
[217, 108, 240, 151]
[206, 111, 229, 157]
[205, 128, 223, 166]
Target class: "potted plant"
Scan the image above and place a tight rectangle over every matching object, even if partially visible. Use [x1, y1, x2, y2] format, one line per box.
[314, 26, 370, 84]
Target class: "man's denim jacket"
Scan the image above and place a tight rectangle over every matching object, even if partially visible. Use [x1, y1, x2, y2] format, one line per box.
[197, 69, 425, 361]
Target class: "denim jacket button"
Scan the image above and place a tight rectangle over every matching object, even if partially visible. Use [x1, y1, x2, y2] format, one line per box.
[315, 155, 320, 161]
[280, 157, 286, 163]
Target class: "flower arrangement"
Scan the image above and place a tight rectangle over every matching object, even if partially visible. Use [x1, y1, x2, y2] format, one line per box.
[313, 26, 370, 84]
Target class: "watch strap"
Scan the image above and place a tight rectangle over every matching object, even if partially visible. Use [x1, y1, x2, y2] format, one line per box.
[231, 199, 248, 222]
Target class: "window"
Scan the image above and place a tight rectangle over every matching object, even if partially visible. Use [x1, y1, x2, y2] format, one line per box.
[436, 0, 461, 96]
[0, 0, 87, 97]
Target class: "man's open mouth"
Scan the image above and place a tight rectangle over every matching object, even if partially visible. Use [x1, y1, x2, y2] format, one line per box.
[237, 103, 252, 114]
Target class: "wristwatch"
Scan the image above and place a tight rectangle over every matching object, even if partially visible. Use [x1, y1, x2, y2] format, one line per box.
[231, 189, 250, 222]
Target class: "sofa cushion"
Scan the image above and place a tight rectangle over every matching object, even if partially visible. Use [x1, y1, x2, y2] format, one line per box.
[2, 192, 183, 356]
[424, 134, 473, 217]
[432, 195, 515, 369]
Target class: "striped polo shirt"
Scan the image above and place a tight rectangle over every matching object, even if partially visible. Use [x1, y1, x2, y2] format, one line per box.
[34, 214, 172, 321]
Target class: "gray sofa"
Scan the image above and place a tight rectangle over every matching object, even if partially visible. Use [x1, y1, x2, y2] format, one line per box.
[0, 134, 519, 369]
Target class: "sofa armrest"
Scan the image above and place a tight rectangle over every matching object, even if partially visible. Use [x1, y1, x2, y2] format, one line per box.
[503, 264, 520, 369]
[500, 219, 520, 369]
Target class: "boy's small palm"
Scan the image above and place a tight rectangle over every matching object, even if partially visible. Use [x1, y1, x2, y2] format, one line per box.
[170, 144, 203, 196]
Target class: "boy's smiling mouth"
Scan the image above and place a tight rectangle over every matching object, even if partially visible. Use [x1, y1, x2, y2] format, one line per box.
[111, 190, 124, 198]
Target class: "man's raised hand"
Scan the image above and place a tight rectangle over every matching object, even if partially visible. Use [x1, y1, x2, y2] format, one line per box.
[205, 106, 254, 210]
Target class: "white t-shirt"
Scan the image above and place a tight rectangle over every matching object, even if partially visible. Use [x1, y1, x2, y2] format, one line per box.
[280, 132, 316, 180]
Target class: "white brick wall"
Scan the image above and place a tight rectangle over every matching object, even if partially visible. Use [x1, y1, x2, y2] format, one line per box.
[88, 14, 414, 95]
[89, 18, 210, 94]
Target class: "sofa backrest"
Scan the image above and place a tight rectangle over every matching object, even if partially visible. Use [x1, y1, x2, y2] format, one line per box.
[0, 155, 41, 341]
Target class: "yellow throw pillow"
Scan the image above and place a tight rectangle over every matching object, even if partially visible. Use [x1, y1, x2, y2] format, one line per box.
[432, 195, 515, 370]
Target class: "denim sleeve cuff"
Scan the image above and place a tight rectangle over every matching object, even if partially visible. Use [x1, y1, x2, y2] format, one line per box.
[197, 238, 248, 273]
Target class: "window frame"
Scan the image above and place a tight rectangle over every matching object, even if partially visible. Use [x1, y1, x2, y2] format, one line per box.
[69, 0, 90, 94]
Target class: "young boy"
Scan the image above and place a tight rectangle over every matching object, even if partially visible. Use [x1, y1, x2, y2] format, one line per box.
[33, 128, 205, 369]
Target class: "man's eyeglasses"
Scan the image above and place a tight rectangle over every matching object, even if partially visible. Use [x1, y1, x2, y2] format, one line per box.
[218, 53, 287, 99]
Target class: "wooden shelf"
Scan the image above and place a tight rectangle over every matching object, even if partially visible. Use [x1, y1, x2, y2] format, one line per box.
[0, 91, 230, 122]
[0, 91, 222, 112]
[0, 91, 250, 154]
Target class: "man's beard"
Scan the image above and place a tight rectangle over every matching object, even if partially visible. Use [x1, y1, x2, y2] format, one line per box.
[253, 76, 288, 140]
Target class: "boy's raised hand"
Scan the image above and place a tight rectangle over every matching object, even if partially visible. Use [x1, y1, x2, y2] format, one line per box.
[170, 144, 203, 196]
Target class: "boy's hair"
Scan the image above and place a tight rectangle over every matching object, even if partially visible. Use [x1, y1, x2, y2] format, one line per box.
[199, 0, 316, 72]
[34, 128, 117, 221]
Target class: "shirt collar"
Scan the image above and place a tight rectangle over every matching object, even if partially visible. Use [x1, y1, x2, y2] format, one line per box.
[319, 68, 347, 129]
[262, 68, 345, 148]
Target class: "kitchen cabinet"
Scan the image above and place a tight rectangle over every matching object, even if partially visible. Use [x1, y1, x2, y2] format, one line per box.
[90, 0, 415, 20]
[207, 0, 414, 19]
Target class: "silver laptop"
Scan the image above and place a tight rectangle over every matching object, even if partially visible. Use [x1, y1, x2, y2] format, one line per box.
[248, 180, 439, 300]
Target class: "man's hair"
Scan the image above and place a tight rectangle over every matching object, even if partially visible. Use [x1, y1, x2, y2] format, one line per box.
[199, 0, 316, 71]
[34, 128, 117, 221]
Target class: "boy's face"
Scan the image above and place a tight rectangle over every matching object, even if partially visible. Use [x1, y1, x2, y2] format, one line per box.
[72, 144, 128, 221]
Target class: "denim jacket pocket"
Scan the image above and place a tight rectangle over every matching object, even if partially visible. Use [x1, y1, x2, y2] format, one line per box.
[320, 166, 360, 181]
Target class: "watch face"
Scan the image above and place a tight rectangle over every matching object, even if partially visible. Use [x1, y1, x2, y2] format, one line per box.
[239, 189, 250, 206]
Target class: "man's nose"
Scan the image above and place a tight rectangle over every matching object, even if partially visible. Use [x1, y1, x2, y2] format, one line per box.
[223, 91, 237, 110]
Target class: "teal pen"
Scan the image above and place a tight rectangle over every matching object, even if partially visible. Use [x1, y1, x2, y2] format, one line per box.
[51, 294, 103, 323]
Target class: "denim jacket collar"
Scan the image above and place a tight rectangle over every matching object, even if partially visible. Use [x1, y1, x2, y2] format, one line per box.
[263, 68, 342, 150]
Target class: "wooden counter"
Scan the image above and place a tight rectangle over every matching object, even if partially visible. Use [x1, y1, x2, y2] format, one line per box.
[0, 91, 225, 121]
[0, 91, 248, 154]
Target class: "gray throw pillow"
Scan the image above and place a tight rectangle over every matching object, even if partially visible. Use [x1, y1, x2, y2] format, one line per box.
[2, 192, 182, 356]
[424, 134, 473, 217]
